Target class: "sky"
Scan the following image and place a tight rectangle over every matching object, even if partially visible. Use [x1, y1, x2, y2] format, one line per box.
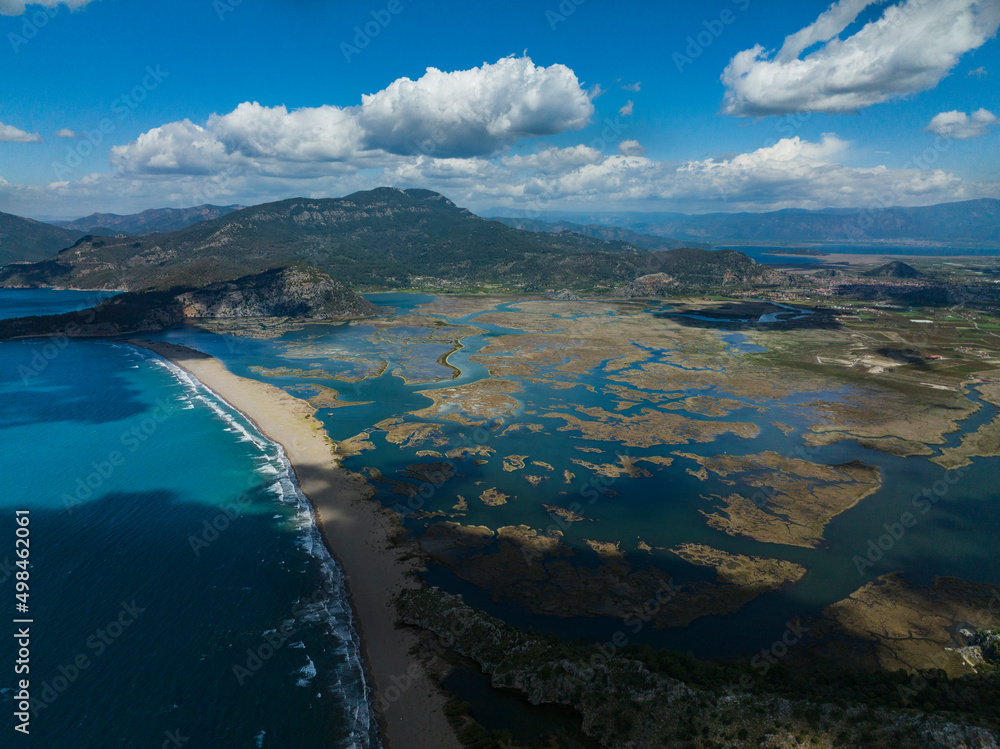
[0, 0, 998, 219]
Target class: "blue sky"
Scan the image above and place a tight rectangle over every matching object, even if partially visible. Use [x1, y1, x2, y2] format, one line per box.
[0, 0, 998, 218]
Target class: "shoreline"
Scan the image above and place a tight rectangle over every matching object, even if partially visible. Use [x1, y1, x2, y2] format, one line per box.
[127, 339, 461, 749]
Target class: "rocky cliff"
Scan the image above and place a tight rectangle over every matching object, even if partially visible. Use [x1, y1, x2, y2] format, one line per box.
[0, 264, 378, 339]
[175, 265, 378, 319]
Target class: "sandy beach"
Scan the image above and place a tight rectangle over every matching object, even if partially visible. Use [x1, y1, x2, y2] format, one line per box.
[128, 340, 460, 749]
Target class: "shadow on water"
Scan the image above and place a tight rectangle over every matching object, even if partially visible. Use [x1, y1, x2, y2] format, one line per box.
[0, 341, 159, 427]
[653, 300, 842, 331]
[0, 489, 363, 748]
[441, 667, 599, 748]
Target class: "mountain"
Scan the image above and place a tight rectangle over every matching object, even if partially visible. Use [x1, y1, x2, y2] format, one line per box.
[497, 199, 1000, 247]
[622, 248, 788, 296]
[862, 261, 923, 279]
[0, 188, 764, 293]
[489, 216, 711, 250]
[0, 265, 378, 339]
[53, 204, 245, 236]
[0, 212, 85, 265]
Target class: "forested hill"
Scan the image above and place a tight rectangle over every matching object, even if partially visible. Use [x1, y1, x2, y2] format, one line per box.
[0, 188, 786, 293]
[0, 211, 84, 265]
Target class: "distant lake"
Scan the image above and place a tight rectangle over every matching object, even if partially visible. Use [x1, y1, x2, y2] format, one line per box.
[720, 245, 1000, 265]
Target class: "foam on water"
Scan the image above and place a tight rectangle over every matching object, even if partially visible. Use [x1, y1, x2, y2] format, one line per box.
[134, 346, 380, 749]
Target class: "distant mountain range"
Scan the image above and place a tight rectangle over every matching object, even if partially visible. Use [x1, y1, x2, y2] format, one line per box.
[53, 204, 244, 236]
[2, 188, 745, 293]
[2, 196, 997, 279]
[0, 212, 85, 265]
[493, 199, 1000, 247]
[489, 216, 711, 250]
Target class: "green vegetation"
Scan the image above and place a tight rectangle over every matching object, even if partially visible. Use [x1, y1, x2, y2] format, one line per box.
[862, 260, 924, 278]
[0, 211, 84, 264]
[399, 587, 1000, 749]
[0, 264, 377, 339]
[0, 188, 785, 293]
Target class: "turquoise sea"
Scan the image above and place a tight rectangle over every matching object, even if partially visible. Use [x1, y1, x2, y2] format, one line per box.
[0, 290, 378, 748]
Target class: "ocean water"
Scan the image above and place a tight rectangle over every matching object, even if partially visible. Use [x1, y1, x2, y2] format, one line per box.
[0, 290, 377, 747]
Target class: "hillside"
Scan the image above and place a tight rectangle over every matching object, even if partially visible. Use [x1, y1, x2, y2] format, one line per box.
[623, 248, 788, 295]
[53, 204, 244, 236]
[0, 265, 378, 339]
[0, 211, 84, 265]
[490, 215, 711, 250]
[0, 188, 783, 293]
[862, 260, 923, 278]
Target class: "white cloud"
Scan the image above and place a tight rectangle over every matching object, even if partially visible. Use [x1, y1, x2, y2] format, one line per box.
[775, 0, 882, 60]
[927, 108, 998, 139]
[722, 0, 1000, 116]
[111, 56, 594, 176]
[0, 0, 98, 15]
[501, 145, 604, 174]
[7, 133, 994, 218]
[53, 128, 78, 138]
[0, 121, 42, 143]
[355, 56, 593, 157]
[968, 65, 989, 77]
[619, 100, 634, 116]
[617, 139, 645, 157]
[621, 82, 641, 92]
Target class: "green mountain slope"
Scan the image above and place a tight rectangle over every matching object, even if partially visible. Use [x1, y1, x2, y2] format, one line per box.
[1, 188, 764, 292]
[624, 248, 788, 295]
[0, 212, 85, 264]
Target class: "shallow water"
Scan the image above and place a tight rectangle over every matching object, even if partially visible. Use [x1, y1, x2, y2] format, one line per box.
[131, 292, 1000, 660]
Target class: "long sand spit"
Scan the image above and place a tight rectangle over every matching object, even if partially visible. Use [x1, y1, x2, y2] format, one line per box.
[128, 340, 460, 749]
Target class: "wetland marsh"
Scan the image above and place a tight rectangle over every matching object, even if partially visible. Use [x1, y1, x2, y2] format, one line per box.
[142, 292, 1000, 671]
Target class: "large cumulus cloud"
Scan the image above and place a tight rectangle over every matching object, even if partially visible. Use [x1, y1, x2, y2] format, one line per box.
[110, 56, 594, 175]
[722, 0, 1000, 116]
